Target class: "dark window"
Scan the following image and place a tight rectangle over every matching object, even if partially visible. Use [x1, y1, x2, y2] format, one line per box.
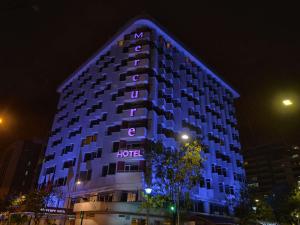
[219, 183, 224, 192]
[45, 153, 55, 162]
[113, 142, 119, 152]
[108, 163, 116, 175]
[45, 166, 56, 174]
[206, 179, 211, 189]
[63, 159, 75, 169]
[101, 165, 108, 177]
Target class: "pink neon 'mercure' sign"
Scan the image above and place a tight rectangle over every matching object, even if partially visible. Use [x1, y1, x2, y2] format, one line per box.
[131, 90, 139, 99]
[135, 45, 141, 52]
[128, 128, 136, 136]
[117, 149, 142, 158]
[132, 75, 140, 81]
[134, 32, 143, 39]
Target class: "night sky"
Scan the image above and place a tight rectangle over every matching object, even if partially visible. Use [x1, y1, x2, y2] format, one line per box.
[0, 1, 299, 149]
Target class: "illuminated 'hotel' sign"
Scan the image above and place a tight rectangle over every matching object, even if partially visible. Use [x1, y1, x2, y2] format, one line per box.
[117, 149, 142, 158]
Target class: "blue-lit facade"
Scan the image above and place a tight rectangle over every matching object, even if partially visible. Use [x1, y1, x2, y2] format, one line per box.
[39, 18, 245, 224]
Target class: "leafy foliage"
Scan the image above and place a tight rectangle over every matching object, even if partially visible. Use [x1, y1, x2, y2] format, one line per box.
[142, 140, 204, 222]
[10, 214, 28, 225]
[234, 188, 275, 225]
[149, 140, 204, 196]
[272, 184, 300, 225]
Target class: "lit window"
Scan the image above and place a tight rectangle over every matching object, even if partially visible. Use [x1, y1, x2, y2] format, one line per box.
[118, 40, 124, 47]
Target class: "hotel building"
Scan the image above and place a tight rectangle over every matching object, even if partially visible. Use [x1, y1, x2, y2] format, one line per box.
[38, 17, 245, 225]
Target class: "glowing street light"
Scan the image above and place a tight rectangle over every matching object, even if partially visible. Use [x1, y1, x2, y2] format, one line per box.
[144, 188, 152, 195]
[76, 180, 81, 185]
[181, 134, 189, 140]
[0, 118, 3, 124]
[282, 99, 293, 106]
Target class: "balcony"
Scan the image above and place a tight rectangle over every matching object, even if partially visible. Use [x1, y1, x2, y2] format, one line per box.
[122, 108, 148, 120]
[125, 74, 149, 87]
[73, 201, 167, 217]
[128, 45, 150, 57]
[124, 90, 148, 103]
[126, 59, 150, 71]
[120, 127, 147, 140]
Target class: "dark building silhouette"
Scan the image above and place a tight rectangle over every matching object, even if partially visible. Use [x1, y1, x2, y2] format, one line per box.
[244, 144, 300, 196]
[0, 139, 45, 198]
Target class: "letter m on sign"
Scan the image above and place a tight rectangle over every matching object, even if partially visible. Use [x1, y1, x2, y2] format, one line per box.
[134, 32, 143, 39]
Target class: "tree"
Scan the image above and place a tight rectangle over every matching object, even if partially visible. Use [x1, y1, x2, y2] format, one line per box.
[234, 188, 275, 225]
[23, 189, 52, 225]
[10, 214, 28, 225]
[288, 185, 300, 225]
[269, 184, 300, 225]
[143, 140, 204, 225]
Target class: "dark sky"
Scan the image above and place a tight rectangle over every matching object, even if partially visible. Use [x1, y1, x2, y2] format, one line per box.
[0, 0, 299, 149]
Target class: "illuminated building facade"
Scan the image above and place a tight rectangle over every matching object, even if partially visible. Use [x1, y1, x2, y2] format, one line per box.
[38, 18, 245, 225]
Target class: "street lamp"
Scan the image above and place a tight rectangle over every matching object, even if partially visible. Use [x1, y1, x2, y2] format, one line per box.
[282, 99, 293, 106]
[76, 180, 81, 185]
[144, 187, 152, 225]
[144, 187, 152, 195]
[172, 133, 190, 225]
[181, 134, 189, 140]
[0, 118, 2, 124]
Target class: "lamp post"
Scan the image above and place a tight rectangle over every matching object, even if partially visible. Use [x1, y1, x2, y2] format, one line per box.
[295, 214, 299, 225]
[173, 134, 190, 225]
[144, 187, 152, 225]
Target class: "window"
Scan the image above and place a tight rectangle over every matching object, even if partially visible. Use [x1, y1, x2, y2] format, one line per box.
[56, 177, 67, 187]
[225, 185, 230, 194]
[125, 162, 139, 172]
[96, 148, 102, 158]
[61, 144, 74, 155]
[45, 166, 56, 174]
[112, 142, 119, 152]
[211, 164, 216, 173]
[63, 159, 75, 169]
[230, 186, 234, 195]
[101, 165, 108, 177]
[108, 163, 116, 175]
[120, 191, 137, 202]
[193, 201, 204, 212]
[79, 170, 92, 181]
[219, 183, 224, 192]
[206, 179, 211, 189]
[81, 134, 97, 147]
[68, 127, 82, 138]
[118, 40, 124, 47]
[84, 149, 102, 162]
[222, 168, 227, 177]
[45, 153, 55, 162]
[98, 193, 113, 202]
